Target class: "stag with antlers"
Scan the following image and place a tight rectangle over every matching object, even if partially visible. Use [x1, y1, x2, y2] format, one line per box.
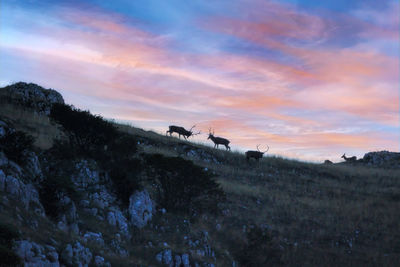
[166, 125, 200, 140]
[341, 153, 357, 162]
[245, 144, 269, 162]
[207, 128, 231, 151]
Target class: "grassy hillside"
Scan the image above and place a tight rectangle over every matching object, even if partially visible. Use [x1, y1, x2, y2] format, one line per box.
[1, 100, 399, 266]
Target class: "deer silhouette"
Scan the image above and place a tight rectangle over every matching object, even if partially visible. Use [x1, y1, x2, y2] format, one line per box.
[245, 145, 269, 162]
[208, 128, 230, 151]
[166, 125, 200, 140]
[341, 153, 357, 162]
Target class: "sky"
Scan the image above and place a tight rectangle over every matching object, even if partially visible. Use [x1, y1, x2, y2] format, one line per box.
[0, 0, 399, 162]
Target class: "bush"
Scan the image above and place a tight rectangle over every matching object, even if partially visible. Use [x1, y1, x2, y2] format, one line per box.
[0, 129, 34, 165]
[39, 160, 79, 219]
[234, 226, 282, 266]
[50, 103, 117, 156]
[145, 154, 225, 216]
[109, 158, 142, 207]
[0, 223, 22, 266]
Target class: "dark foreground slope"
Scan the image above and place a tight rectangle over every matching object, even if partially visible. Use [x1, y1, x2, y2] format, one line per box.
[1, 82, 399, 266]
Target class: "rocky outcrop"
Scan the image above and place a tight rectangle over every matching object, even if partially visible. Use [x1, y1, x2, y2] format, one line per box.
[61, 241, 92, 267]
[0, 82, 64, 115]
[71, 160, 101, 191]
[107, 208, 130, 236]
[0, 169, 45, 215]
[128, 190, 153, 228]
[13, 240, 60, 267]
[363, 151, 400, 167]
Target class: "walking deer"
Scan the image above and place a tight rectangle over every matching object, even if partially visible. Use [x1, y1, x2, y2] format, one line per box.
[207, 128, 231, 151]
[166, 125, 200, 140]
[245, 145, 269, 162]
[341, 153, 357, 162]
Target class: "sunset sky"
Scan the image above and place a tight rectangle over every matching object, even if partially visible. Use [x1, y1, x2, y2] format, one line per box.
[1, 0, 399, 162]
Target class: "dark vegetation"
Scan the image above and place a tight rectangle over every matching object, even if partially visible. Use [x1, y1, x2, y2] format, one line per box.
[0, 128, 34, 165]
[49, 103, 117, 157]
[39, 159, 80, 219]
[145, 154, 225, 216]
[233, 225, 282, 266]
[0, 223, 22, 266]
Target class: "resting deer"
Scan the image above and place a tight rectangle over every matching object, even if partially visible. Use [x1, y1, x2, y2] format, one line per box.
[208, 128, 231, 151]
[166, 125, 200, 140]
[341, 153, 357, 162]
[245, 145, 269, 162]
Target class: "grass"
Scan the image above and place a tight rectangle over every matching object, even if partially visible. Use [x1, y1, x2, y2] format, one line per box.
[0, 102, 62, 149]
[116, 119, 400, 265]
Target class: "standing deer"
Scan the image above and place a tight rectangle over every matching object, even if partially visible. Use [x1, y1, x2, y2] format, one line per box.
[207, 128, 231, 151]
[245, 145, 269, 162]
[166, 125, 200, 140]
[341, 153, 357, 162]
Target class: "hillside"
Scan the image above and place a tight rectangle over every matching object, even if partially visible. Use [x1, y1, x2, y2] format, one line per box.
[0, 82, 399, 267]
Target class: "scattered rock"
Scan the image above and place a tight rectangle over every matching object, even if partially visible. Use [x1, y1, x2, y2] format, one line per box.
[14, 240, 60, 267]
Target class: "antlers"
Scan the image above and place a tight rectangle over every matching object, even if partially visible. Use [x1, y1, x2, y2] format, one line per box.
[190, 125, 201, 136]
[256, 144, 269, 153]
[208, 127, 215, 135]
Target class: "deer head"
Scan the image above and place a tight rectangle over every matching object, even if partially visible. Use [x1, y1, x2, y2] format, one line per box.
[207, 128, 215, 139]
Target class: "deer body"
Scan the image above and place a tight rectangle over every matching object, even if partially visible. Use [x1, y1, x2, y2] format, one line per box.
[166, 125, 200, 140]
[245, 145, 269, 162]
[207, 128, 230, 150]
[341, 153, 357, 162]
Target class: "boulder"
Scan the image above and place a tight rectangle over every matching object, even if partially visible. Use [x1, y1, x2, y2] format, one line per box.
[128, 190, 153, 228]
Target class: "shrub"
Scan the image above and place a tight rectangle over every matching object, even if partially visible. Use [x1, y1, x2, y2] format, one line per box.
[39, 160, 79, 219]
[234, 225, 282, 266]
[0, 129, 34, 165]
[145, 154, 225, 216]
[50, 103, 117, 156]
[109, 158, 142, 207]
[0, 223, 22, 266]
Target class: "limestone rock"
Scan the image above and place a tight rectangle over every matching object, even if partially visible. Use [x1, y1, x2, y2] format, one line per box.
[83, 232, 104, 247]
[128, 190, 153, 228]
[0, 82, 64, 115]
[61, 242, 92, 267]
[13, 240, 60, 267]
